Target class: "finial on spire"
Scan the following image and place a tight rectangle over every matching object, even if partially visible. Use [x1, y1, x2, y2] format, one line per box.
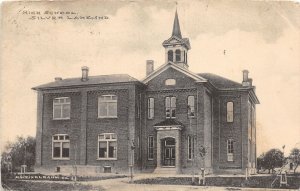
[172, 8, 182, 39]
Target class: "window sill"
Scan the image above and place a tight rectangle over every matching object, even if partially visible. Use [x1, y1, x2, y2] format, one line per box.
[52, 158, 70, 160]
[53, 118, 70, 121]
[98, 116, 118, 119]
[97, 158, 117, 161]
[148, 159, 154, 161]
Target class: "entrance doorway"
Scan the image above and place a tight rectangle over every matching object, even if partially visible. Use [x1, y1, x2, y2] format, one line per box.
[162, 137, 175, 167]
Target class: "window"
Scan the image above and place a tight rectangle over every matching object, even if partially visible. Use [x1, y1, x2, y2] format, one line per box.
[136, 96, 140, 119]
[148, 136, 154, 160]
[98, 133, 117, 159]
[52, 134, 70, 159]
[227, 139, 234, 161]
[98, 95, 117, 118]
[168, 50, 173, 62]
[188, 136, 194, 160]
[166, 96, 176, 118]
[53, 97, 70, 119]
[227, 102, 234, 122]
[185, 52, 188, 63]
[175, 49, 181, 61]
[165, 79, 176, 86]
[188, 96, 195, 118]
[148, 98, 154, 119]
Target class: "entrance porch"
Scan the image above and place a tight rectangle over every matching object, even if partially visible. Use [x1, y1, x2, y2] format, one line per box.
[154, 119, 184, 174]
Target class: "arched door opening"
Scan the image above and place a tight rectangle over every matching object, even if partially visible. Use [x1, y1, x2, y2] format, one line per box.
[161, 137, 176, 167]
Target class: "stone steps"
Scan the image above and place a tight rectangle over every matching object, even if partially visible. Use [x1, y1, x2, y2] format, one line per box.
[154, 167, 177, 174]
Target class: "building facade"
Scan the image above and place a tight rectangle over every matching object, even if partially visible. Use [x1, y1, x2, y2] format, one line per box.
[33, 11, 259, 175]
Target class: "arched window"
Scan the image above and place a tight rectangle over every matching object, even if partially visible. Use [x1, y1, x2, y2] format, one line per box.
[165, 96, 176, 118]
[148, 98, 154, 119]
[187, 96, 195, 118]
[168, 50, 173, 62]
[227, 102, 234, 122]
[175, 49, 181, 61]
[165, 79, 176, 86]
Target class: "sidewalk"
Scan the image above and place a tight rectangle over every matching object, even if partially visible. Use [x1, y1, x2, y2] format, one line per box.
[80, 173, 294, 191]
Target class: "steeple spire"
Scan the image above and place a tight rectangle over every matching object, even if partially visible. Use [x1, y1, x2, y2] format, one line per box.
[162, 8, 190, 69]
[172, 10, 182, 39]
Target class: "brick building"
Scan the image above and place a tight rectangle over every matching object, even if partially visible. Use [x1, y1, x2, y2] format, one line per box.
[33, 11, 259, 175]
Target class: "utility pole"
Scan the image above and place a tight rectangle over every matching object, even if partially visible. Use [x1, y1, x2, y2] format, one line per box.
[129, 140, 135, 183]
[23, 140, 28, 166]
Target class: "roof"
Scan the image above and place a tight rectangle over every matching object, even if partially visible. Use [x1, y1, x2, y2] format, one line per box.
[32, 74, 140, 90]
[198, 73, 243, 89]
[154, 119, 184, 127]
[142, 62, 207, 84]
[172, 10, 182, 39]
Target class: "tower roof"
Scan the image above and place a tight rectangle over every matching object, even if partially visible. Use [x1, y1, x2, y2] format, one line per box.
[172, 10, 182, 39]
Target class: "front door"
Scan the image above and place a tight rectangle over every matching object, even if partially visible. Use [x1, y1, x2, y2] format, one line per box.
[162, 138, 175, 167]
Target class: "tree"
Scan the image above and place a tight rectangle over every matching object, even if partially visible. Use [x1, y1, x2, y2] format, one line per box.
[289, 148, 300, 174]
[256, 153, 265, 173]
[263, 148, 284, 174]
[1, 136, 36, 172]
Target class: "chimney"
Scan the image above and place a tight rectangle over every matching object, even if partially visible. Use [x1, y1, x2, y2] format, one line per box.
[55, 77, 62, 82]
[81, 66, 89, 81]
[146, 60, 154, 76]
[248, 78, 253, 87]
[242, 70, 251, 86]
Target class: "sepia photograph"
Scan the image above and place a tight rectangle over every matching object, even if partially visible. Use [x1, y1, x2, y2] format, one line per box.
[1, 0, 300, 190]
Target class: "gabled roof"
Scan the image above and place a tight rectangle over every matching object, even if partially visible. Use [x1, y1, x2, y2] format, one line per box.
[142, 62, 207, 84]
[32, 74, 140, 90]
[198, 73, 243, 89]
[162, 36, 191, 50]
[162, 10, 191, 50]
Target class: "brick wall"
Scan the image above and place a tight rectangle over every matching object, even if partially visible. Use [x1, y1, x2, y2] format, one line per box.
[41, 92, 81, 167]
[85, 89, 129, 172]
[38, 83, 141, 173]
[141, 67, 203, 172]
[35, 68, 256, 175]
[212, 91, 252, 174]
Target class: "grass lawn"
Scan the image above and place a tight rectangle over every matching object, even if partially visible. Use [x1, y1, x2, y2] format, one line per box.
[134, 174, 300, 189]
[2, 180, 104, 191]
[1, 172, 125, 190]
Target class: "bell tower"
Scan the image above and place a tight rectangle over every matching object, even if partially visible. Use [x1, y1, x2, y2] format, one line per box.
[162, 10, 191, 69]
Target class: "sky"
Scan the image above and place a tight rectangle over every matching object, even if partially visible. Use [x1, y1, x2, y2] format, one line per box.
[1, 0, 300, 156]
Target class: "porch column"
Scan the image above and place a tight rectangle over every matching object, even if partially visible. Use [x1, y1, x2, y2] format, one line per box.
[157, 137, 161, 168]
[175, 130, 181, 173]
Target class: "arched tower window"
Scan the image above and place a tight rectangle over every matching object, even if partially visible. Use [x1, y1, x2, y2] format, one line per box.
[175, 49, 181, 61]
[168, 50, 173, 62]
